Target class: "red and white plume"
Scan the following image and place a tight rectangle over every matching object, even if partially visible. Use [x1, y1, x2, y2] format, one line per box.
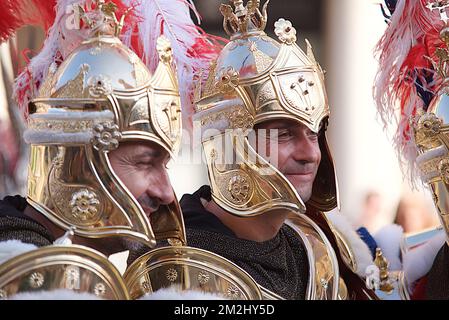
[0, 0, 57, 42]
[122, 0, 226, 131]
[7, 0, 225, 132]
[374, 0, 444, 180]
[12, 0, 141, 118]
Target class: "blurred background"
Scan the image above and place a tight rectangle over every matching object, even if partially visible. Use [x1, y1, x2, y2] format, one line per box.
[0, 0, 441, 237]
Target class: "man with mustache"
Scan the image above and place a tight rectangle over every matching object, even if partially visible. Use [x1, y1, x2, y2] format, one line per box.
[0, 0, 186, 270]
[179, 1, 377, 300]
[0, 141, 176, 256]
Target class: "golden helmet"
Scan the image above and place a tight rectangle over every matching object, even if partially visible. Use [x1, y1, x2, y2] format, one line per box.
[25, 2, 185, 248]
[194, 0, 338, 217]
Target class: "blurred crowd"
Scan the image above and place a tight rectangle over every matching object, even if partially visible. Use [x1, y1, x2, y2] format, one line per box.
[357, 191, 440, 237]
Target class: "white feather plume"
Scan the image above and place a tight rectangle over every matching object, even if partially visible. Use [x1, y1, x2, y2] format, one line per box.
[373, 0, 437, 183]
[13, 0, 92, 117]
[122, 0, 224, 131]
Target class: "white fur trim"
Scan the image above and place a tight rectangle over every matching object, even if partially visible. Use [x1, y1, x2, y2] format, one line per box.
[199, 126, 254, 142]
[140, 287, 227, 300]
[29, 110, 114, 121]
[24, 130, 93, 144]
[108, 250, 129, 276]
[200, 121, 230, 140]
[10, 289, 102, 300]
[416, 145, 448, 182]
[0, 240, 37, 264]
[403, 232, 446, 292]
[194, 99, 246, 139]
[327, 212, 374, 277]
[193, 99, 243, 121]
[374, 224, 404, 271]
[416, 145, 448, 164]
[24, 110, 116, 144]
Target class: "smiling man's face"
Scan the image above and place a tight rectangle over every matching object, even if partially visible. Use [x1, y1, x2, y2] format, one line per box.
[108, 141, 175, 219]
[255, 119, 321, 202]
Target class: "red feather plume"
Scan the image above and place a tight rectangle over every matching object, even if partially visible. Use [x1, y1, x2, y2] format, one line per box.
[0, 0, 57, 42]
[374, 0, 448, 180]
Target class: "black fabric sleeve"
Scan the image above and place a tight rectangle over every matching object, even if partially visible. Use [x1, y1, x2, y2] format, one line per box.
[0, 195, 54, 247]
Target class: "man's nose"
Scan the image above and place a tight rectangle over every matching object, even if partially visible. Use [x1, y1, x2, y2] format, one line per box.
[147, 170, 175, 205]
[292, 134, 320, 162]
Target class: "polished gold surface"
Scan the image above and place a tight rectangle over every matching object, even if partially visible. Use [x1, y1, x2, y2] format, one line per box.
[397, 271, 411, 300]
[26, 6, 183, 247]
[124, 246, 262, 300]
[374, 248, 394, 294]
[325, 215, 358, 274]
[0, 245, 129, 300]
[194, 1, 338, 218]
[412, 104, 449, 240]
[203, 133, 306, 216]
[285, 213, 342, 300]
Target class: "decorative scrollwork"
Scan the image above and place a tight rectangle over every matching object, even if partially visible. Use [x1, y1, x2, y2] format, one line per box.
[216, 67, 239, 93]
[94, 282, 106, 296]
[439, 158, 449, 184]
[166, 268, 178, 282]
[415, 112, 443, 138]
[87, 74, 113, 98]
[70, 189, 101, 222]
[229, 109, 254, 130]
[92, 122, 121, 151]
[141, 280, 152, 293]
[274, 18, 297, 44]
[226, 284, 241, 299]
[29, 272, 45, 288]
[197, 271, 210, 285]
[64, 266, 80, 290]
[228, 174, 251, 205]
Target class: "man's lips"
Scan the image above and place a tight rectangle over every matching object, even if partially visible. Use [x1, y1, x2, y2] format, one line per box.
[284, 172, 315, 181]
[284, 172, 315, 176]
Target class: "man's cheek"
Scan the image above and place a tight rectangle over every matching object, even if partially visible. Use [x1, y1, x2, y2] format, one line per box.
[284, 175, 299, 187]
[122, 174, 146, 198]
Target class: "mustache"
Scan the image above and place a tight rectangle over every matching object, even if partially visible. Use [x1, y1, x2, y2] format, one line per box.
[137, 194, 160, 213]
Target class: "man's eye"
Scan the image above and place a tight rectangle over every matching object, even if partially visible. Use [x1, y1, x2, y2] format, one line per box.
[136, 160, 153, 168]
[277, 130, 293, 140]
[307, 131, 319, 139]
[264, 129, 293, 142]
